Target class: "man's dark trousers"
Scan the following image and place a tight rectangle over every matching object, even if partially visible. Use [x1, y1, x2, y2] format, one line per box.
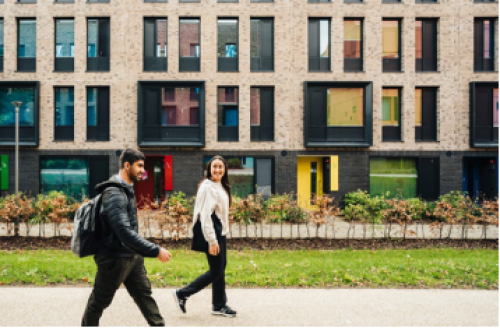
[82, 253, 164, 326]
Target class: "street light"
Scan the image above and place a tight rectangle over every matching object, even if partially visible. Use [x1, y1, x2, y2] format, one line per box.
[11, 101, 22, 237]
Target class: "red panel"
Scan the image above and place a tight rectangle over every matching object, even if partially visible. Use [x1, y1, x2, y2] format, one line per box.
[164, 155, 173, 191]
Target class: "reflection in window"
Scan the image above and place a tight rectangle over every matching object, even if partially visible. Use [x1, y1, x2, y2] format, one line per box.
[87, 88, 98, 126]
[160, 87, 199, 126]
[382, 89, 399, 126]
[250, 88, 260, 125]
[494, 88, 498, 128]
[320, 20, 329, 57]
[415, 88, 422, 127]
[18, 20, 36, 58]
[55, 88, 74, 127]
[55, 19, 74, 58]
[0, 87, 35, 126]
[382, 20, 399, 59]
[180, 19, 200, 58]
[327, 88, 364, 126]
[370, 158, 417, 199]
[157, 19, 167, 57]
[0, 19, 4, 59]
[218, 87, 239, 127]
[344, 20, 361, 58]
[484, 20, 493, 59]
[415, 20, 422, 60]
[41, 158, 89, 200]
[218, 19, 238, 58]
[87, 20, 97, 57]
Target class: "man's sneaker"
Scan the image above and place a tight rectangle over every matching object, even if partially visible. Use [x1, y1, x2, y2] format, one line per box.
[172, 289, 186, 314]
[211, 305, 237, 318]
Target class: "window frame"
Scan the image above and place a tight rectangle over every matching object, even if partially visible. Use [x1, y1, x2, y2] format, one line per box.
[17, 18, 37, 72]
[415, 18, 438, 72]
[382, 87, 402, 142]
[143, 17, 168, 72]
[54, 18, 75, 72]
[217, 18, 239, 72]
[250, 86, 275, 142]
[415, 86, 438, 142]
[54, 86, 75, 142]
[86, 17, 110, 72]
[250, 17, 274, 72]
[344, 18, 364, 72]
[308, 17, 331, 72]
[217, 86, 239, 142]
[179, 18, 201, 72]
[86, 86, 110, 142]
[470, 81, 499, 148]
[0, 18, 3, 72]
[474, 17, 496, 72]
[382, 18, 402, 72]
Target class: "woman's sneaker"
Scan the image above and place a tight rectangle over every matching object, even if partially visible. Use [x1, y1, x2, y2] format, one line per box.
[172, 289, 187, 314]
[211, 305, 237, 318]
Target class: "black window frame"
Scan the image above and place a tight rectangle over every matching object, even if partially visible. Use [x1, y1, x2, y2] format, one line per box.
[0, 18, 3, 72]
[179, 18, 201, 72]
[54, 0, 75, 3]
[382, 87, 402, 142]
[415, 87, 438, 142]
[250, 86, 274, 142]
[474, 0, 498, 2]
[415, 18, 438, 72]
[87, 0, 110, 3]
[86, 86, 110, 142]
[382, 18, 402, 72]
[304, 81, 373, 148]
[86, 17, 110, 72]
[470, 81, 499, 148]
[474, 18, 496, 72]
[0, 81, 40, 147]
[138, 81, 205, 148]
[144, 17, 168, 72]
[344, 18, 364, 72]
[217, 18, 239, 72]
[415, 0, 438, 3]
[308, 18, 331, 72]
[382, 0, 402, 3]
[17, 0, 37, 3]
[54, 18, 75, 72]
[250, 17, 274, 72]
[345, 0, 363, 2]
[17, 18, 37, 72]
[309, 0, 331, 3]
[54, 86, 75, 141]
[217, 86, 239, 142]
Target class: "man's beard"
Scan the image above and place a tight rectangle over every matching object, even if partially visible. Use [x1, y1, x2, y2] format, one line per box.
[128, 170, 140, 182]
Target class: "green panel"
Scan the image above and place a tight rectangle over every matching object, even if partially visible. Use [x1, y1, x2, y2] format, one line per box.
[393, 97, 399, 121]
[369, 158, 417, 199]
[382, 97, 391, 121]
[0, 155, 8, 191]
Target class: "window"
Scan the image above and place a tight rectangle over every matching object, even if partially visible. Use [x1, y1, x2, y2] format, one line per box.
[308, 18, 330, 72]
[309, 0, 331, 2]
[370, 158, 417, 198]
[415, 0, 437, 2]
[474, 18, 496, 72]
[0, 19, 3, 72]
[180, 0, 200, 2]
[382, 0, 402, 3]
[55, 19, 75, 72]
[382, 88, 401, 141]
[87, 0, 110, 3]
[470, 82, 499, 147]
[87, 87, 110, 141]
[17, 19, 36, 72]
[344, 19, 363, 72]
[0, 82, 39, 146]
[218, 19, 238, 72]
[382, 19, 401, 72]
[55, 0, 75, 3]
[203, 156, 274, 197]
[475, 0, 498, 2]
[87, 18, 110, 72]
[251, 18, 274, 71]
[251, 87, 274, 141]
[144, 18, 167, 71]
[218, 87, 239, 141]
[179, 18, 200, 72]
[17, 0, 36, 3]
[415, 87, 437, 141]
[144, 0, 167, 2]
[251, 0, 274, 2]
[40, 156, 109, 200]
[415, 19, 437, 72]
[345, 0, 363, 2]
[54, 87, 74, 141]
[138, 81, 205, 147]
[305, 82, 373, 147]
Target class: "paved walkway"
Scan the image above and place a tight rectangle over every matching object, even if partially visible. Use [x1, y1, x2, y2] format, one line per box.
[0, 288, 497, 326]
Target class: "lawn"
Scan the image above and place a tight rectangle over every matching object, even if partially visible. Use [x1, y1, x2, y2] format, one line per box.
[0, 249, 497, 289]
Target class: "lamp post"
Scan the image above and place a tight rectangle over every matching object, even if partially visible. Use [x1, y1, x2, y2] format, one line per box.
[11, 101, 22, 237]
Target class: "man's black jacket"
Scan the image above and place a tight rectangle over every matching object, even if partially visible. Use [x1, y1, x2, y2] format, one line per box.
[95, 175, 160, 258]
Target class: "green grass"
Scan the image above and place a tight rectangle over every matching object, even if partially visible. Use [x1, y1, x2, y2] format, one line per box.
[0, 249, 497, 289]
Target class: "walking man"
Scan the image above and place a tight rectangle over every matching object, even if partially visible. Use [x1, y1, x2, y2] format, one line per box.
[82, 148, 172, 326]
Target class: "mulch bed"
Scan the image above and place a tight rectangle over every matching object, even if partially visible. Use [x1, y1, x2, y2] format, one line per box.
[0, 236, 497, 251]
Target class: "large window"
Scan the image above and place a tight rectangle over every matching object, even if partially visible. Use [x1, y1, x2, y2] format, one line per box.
[87, 18, 110, 71]
[203, 156, 274, 197]
[138, 81, 205, 147]
[17, 19, 36, 72]
[87, 87, 109, 141]
[218, 87, 239, 141]
[40, 156, 109, 200]
[370, 158, 417, 199]
[179, 18, 200, 72]
[470, 82, 499, 147]
[55, 19, 75, 72]
[382, 88, 401, 141]
[415, 19, 437, 72]
[251, 18, 274, 71]
[0, 19, 3, 72]
[382, 19, 401, 72]
[305, 82, 373, 147]
[54, 87, 74, 141]
[308, 18, 330, 72]
[251, 87, 274, 141]
[344, 19, 363, 72]
[218, 18, 238, 72]
[415, 87, 437, 141]
[144, 18, 167, 71]
[474, 18, 496, 72]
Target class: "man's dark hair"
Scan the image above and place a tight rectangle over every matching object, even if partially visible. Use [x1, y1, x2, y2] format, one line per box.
[119, 148, 145, 169]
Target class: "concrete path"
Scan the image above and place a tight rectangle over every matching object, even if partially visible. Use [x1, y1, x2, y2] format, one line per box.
[0, 288, 497, 326]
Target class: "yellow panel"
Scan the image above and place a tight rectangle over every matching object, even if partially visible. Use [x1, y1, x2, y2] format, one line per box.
[297, 157, 324, 210]
[330, 156, 338, 191]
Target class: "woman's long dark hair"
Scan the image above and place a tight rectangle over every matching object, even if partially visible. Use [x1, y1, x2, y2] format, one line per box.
[198, 155, 232, 206]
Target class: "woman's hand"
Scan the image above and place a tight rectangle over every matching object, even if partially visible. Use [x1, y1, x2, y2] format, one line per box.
[209, 243, 220, 256]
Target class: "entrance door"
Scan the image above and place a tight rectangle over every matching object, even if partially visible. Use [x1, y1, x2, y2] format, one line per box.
[463, 157, 498, 201]
[135, 156, 166, 208]
[297, 157, 323, 209]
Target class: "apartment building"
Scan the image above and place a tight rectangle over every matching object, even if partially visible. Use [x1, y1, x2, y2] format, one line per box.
[0, 0, 497, 208]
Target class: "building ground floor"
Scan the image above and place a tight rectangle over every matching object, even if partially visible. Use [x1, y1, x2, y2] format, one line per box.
[0, 149, 497, 207]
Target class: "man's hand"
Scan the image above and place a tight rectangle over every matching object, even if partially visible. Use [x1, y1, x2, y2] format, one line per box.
[209, 243, 220, 256]
[157, 247, 172, 263]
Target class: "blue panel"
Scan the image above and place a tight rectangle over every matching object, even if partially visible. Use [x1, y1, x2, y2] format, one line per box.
[224, 108, 238, 126]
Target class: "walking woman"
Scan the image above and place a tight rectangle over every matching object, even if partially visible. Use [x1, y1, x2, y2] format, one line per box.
[172, 155, 236, 318]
